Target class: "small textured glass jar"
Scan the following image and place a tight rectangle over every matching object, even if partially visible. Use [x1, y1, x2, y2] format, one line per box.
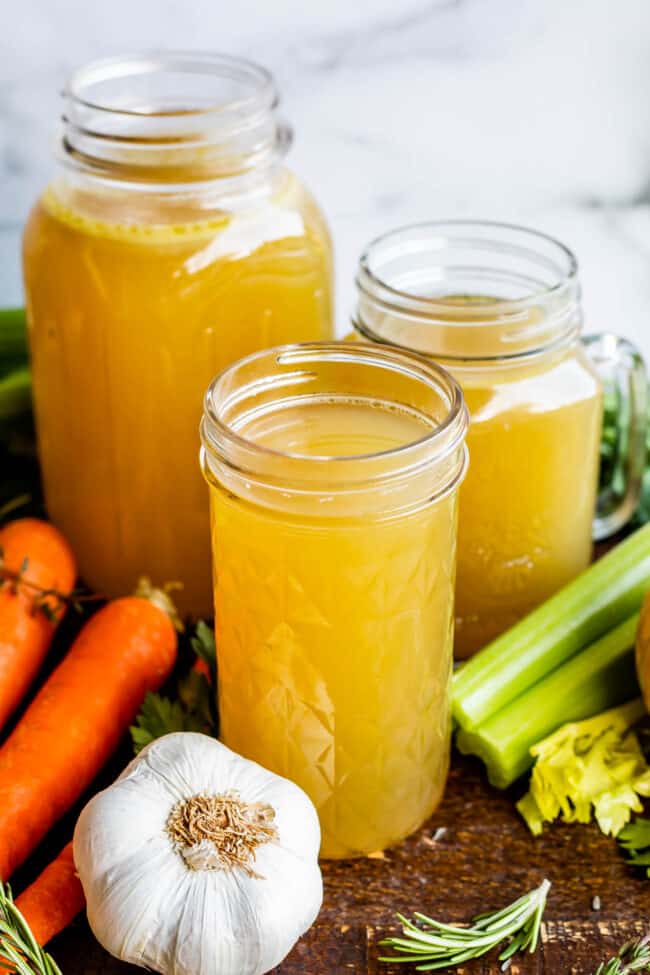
[23, 53, 333, 616]
[353, 221, 647, 659]
[200, 343, 468, 857]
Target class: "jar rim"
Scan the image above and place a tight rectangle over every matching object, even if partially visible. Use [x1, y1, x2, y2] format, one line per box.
[200, 343, 468, 496]
[358, 219, 578, 310]
[64, 51, 278, 120]
[355, 220, 581, 363]
[60, 51, 287, 186]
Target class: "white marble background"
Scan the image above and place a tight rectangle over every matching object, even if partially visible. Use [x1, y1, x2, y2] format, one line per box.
[1, 0, 649, 353]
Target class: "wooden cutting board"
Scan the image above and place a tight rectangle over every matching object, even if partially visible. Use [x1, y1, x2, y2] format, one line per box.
[46, 753, 649, 974]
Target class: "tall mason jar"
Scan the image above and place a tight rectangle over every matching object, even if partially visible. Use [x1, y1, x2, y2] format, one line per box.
[200, 343, 469, 857]
[23, 53, 334, 616]
[353, 222, 647, 659]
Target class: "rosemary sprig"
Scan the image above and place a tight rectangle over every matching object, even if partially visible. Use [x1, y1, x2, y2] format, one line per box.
[379, 878, 550, 970]
[594, 936, 650, 974]
[0, 881, 61, 975]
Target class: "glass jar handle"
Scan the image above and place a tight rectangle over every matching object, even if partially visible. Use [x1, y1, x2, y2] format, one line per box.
[582, 333, 647, 540]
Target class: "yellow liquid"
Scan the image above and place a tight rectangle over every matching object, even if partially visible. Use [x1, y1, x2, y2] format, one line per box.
[354, 295, 603, 657]
[208, 399, 458, 857]
[22, 174, 333, 615]
[456, 348, 602, 656]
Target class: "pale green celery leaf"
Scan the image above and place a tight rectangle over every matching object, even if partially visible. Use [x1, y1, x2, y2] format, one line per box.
[516, 792, 545, 835]
[577, 732, 634, 798]
[530, 766, 564, 822]
[518, 701, 650, 837]
[636, 770, 650, 797]
[594, 782, 645, 836]
[563, 798, 592, 825]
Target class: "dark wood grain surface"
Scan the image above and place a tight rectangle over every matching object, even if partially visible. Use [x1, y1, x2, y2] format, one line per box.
[1, 469, 646, 975]
[46, 752, 650, 975]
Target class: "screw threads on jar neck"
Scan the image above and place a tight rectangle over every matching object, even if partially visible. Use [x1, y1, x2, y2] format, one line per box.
[60, 52, 291, 188]
[354, 221, 582, 364]
[200, 343, 469, 519]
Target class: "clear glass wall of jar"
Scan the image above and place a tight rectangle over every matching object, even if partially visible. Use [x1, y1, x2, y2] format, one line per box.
[353, 221, 647, 659]
[200, 343, 469, 857]
[23, 53, 334, 616]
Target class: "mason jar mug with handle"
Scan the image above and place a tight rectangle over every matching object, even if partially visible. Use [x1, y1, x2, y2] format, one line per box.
[353, 221, 647, 659]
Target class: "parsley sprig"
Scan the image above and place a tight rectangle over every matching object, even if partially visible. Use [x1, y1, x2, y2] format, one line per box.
[130, 620, 218, 753]
[379, 879, 550, 970]
[618, 818, 650, 878]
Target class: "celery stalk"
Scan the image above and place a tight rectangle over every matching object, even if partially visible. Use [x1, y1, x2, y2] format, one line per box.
[0, 366, 32, 420]
[452, 523, 650, 730]
[0, 308, 28, 367]
[456, 614, 640, 788]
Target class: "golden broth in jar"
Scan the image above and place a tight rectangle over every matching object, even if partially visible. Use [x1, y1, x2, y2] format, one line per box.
[432, 298, 602, 656]
[22, 54, 333, 616]
[355, 222, 646, 658]
[201, 344, 468, 857]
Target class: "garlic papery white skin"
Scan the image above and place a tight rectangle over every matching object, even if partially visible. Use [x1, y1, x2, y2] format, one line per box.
[73, 733, 323, 975]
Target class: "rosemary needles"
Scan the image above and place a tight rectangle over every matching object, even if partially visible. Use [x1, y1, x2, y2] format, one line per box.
[379, 878, 550, 971]
[594, 936, 650, 975]
[0, 881, 62, 975]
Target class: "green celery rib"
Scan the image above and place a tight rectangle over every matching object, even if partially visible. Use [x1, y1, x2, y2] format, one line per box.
[0, 308, 28, 367]
[452, 523, 650, 730]
[456, 613, 640, 788]
[0, 366, 32, 420]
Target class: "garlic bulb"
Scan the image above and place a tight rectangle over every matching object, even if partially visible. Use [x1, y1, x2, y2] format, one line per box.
[73, 733, 322, 975]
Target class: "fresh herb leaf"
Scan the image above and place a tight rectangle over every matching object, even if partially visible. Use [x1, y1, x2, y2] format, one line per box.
[379, 879, 550, 970]
[131, 694, 190, 753]
[191, 620, 217, 675]
[0, 880, 62, 975]
[130, 620, 218, 753]
[594, 936, 650, 974]
[618, 818, 650, 877]
[179, 667, 218, 734]
[517, 700, 650, 837]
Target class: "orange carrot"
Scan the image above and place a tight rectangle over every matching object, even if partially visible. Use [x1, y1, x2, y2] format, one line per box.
[15, 842, 84, 946]
[0, 592, 177, 880]
[0, 518, 76, 728]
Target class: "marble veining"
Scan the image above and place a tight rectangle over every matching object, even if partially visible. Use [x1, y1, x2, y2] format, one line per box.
[1, 0, 650, 355]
